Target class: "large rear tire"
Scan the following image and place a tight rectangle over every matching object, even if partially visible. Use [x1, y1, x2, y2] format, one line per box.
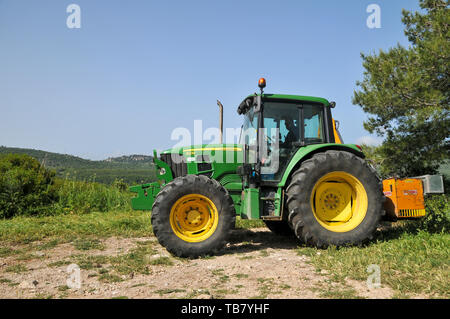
[286, 150, 384, 248]
[151, 175, 235, 258]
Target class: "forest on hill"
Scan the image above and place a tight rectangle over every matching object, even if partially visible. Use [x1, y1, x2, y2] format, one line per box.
[0, 146, 156, 185]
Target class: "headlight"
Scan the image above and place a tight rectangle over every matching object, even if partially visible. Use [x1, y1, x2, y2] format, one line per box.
[159, 168, 166, 175]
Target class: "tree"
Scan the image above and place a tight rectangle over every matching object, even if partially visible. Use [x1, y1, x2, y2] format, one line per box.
[353, 0, 449, 177]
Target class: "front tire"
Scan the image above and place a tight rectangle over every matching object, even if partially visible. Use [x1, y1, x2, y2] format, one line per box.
[151, 175, 235, 258]
[286, 150, 384, 248]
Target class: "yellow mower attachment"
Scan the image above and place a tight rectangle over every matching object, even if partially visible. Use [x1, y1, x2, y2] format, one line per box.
[383, 178, 426, 219]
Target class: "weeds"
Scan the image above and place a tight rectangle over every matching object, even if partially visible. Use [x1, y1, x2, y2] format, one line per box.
[73, 238, 105, 251]
[5, 264, 28, 274]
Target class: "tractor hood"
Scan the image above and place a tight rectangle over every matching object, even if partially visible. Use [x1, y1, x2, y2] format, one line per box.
[155, 143, 244, 182]
[160, 143, 243, 157]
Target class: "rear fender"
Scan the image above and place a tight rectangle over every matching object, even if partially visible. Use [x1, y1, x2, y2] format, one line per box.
[278, 144, 365, 187]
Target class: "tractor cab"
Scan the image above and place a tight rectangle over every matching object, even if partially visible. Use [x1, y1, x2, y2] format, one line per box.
[237, 78, 341, 185]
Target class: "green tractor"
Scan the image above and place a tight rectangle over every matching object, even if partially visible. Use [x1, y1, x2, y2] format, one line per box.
[130, 78, 384, 257]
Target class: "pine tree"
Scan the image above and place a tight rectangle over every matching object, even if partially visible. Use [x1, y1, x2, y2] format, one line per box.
[353, 0, 449, 177]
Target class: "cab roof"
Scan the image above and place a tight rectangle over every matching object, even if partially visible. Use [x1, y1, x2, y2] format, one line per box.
[262, 94, 330, 106]
[238, 93, 331, 115]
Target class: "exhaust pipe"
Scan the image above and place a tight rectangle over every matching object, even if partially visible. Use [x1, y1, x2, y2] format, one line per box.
[217, 100, 223, 144]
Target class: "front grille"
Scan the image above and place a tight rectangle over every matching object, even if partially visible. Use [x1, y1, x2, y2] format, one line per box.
[398, 209, 426, 218]
[160, 153, 188, 178]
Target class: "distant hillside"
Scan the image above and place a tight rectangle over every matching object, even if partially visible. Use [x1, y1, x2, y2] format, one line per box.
[104, 154, 154, 166]
[0, 146, 156, 185]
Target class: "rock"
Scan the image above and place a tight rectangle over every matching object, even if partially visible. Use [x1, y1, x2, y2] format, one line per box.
[34, 252, 45, 257]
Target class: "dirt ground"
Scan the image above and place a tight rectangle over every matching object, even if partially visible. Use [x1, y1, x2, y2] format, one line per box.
[0, 228, 394, 299]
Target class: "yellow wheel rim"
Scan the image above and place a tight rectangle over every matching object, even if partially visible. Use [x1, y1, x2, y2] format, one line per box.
[169, 194, 219, 242]
[311, 172, 368, 233]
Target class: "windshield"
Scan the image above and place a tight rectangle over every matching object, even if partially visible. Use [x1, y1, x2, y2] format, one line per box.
[239, 108, 258, 165]
[240, 108, 258, 146]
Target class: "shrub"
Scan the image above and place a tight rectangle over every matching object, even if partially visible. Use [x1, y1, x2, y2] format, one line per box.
[0, 154, 58, 218]
[416, 194, 450, 234]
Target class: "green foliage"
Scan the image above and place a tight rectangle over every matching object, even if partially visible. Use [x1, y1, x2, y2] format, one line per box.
[353, 0, 449, 177]
[52, 178, 132, 214]
[358, 144, 388, 177]
[0, 154, 59, 218]
[417, 194, 450, 233]
[361, 144, 450, 186]
[59, 168, 156, 185]
[0, 153, 133, 218]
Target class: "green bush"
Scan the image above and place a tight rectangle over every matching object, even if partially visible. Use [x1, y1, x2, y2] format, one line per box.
[0, 154, 59, 218]
[0, 154, 132, 218]
[416, 194, 450, 234]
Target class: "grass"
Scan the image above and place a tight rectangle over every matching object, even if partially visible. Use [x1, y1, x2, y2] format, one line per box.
[0, 278, 13, 284]
[73, 238, 105, 251]
[0, 210, 152, 244]
[313, 285, 362, 299]
[99, 273, 124, 283]
[5, 264, 28, 274]
[0, 246, 18, 257]
[0, 209, 261, 247]
[71, 254, 109, 270]
[57, 285, 70, 292]
[48, 260, 72, 267]
[155, 288, 186, 296]
[183, 288, 211, 299]
[297, 221, 450, 298]
[36, 239, 60, 250]
[235, 217, 265, 229]
[148, 256, 173, 266]
[252, 277, 276, 299]
[109, 245, 157, 275]
[64, 241, 175, 280]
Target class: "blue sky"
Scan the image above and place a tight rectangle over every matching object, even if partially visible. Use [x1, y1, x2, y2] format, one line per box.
[0, 0, 420, 160]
